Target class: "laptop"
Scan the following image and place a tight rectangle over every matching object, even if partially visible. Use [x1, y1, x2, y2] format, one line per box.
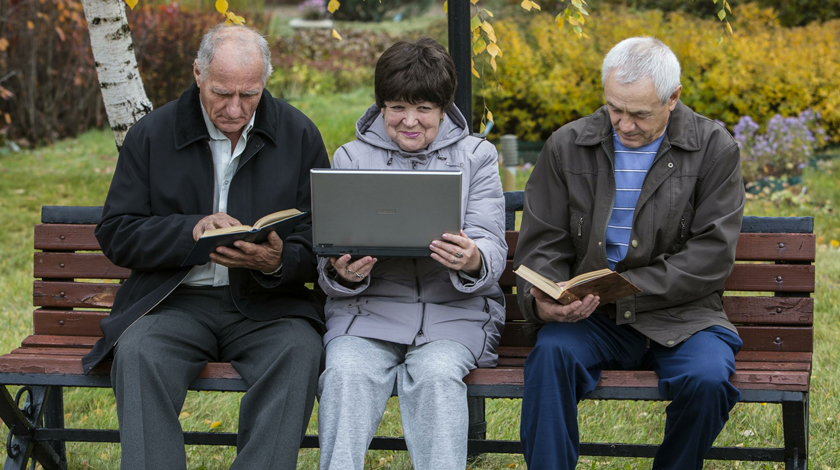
[311, 169, 463, 257]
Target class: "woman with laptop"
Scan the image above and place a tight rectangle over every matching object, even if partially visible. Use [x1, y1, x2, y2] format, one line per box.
[316, 38, 508, 470]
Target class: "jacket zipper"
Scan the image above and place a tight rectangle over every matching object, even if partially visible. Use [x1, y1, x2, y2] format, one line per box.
[679, 216, 686, 242]
[344, 302, 364, 334]
[601, 141, 615, 264]
[413, 258, 426, 338]
[577, 217, 583, 237]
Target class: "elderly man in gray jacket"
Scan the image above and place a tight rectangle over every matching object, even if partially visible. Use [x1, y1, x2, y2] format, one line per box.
[514, 37, 746, 470]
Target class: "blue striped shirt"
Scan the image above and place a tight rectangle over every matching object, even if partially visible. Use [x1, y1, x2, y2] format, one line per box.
[606, 133, 665, 269]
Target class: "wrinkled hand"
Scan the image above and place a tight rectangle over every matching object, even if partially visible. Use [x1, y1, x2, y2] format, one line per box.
[430, 230, 482, 277]
[329, 254, 377, 284]
[210, 231, 284, 273]
[193, 212, 242, 241]
[532, 283, 600, 323]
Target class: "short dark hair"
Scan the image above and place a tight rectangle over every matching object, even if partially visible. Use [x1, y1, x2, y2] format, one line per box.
[374, 38, 457, 112]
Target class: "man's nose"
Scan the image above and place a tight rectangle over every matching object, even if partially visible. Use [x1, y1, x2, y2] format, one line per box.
[226, 96, 242, 118]
[619, 116, 635, 132]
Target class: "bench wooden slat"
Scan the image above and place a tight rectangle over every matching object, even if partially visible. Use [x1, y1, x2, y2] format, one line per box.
[500, 323, 813, 352]
[21, 335, 99, 348]
[735, 351, 812, 362]
[725, 264, 814, 292]
[34, 281, 119, 308]
[502, 294, 813, 325]
[34, 253, 130, 280]
[34, 224, 100, 251]
[734, 233, 815, 262]
[0, 353, 809, 392]
[33, 310, 108, 336]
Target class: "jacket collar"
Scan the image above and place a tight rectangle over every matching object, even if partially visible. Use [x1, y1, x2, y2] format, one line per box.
[174, 83, 280, 150]
[575, 100, 701, 152]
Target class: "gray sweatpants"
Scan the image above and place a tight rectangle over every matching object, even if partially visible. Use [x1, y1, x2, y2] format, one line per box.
[318, 335, 476, 470]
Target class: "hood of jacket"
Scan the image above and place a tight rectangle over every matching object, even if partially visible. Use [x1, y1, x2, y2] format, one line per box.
[354, 103, 471, 157]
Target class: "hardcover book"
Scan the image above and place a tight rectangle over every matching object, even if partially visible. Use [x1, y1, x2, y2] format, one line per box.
[514, 265, 641, 305]
[182, 209, 305, 266]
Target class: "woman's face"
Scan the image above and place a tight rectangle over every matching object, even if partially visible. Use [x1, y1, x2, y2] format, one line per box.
[381, 100, 444, 152]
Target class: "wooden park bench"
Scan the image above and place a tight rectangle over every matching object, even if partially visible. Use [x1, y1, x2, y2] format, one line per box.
[0, 193, 814, 470]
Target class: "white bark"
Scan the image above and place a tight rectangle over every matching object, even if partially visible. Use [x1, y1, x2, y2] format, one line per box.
[82, 0, 152, 148]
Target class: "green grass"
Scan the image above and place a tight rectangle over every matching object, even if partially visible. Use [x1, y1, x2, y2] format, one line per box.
[1, 96, 840, 468]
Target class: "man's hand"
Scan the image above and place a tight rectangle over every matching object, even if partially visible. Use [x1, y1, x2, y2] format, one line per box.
[193, 212, 242, 241]
[532, 283, 600, 323]
[210, 231, 284, 273]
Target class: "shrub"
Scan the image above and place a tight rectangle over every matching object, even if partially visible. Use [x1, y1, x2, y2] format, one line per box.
[734, 110, 827, 183]
[476, 4, 840, 143]
[0, 0, 102, 145]
[331, 0, 433, 23]
[268, 28, 401, 99]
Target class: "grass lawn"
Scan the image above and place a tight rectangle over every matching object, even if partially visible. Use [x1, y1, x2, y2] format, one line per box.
[1, 88, 839, 468]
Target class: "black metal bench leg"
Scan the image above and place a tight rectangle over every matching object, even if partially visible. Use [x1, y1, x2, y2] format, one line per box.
[43, 386, 67, 469]
[467, 397, 487, 457]
[0, 386, 64, 470]
[782, 396, 809, 470]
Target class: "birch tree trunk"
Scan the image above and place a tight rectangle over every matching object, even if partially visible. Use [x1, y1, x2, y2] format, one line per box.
[82, 0, 152, 148]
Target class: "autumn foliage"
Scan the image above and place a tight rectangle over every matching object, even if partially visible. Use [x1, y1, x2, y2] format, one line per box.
[478, 4, 840, 143]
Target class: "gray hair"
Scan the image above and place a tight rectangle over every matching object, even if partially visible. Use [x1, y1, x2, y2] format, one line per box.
[601, 37, 681, 104]
[196, 24, 273, 85]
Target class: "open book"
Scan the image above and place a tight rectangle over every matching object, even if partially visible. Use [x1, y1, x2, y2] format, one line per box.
[182, 209, 306, 266]
[514, 265, 640, 305]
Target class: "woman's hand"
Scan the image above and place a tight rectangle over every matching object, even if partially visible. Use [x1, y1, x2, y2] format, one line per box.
[430, 230, 482, 277]
[329, 254, 377, 284]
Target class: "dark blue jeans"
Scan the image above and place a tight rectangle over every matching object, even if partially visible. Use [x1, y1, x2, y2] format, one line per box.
[520, 313, 742, 470]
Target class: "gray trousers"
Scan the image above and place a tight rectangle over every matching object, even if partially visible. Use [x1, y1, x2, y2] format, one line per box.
[318, 336, 476, 470]
[111, 286, 323, 470]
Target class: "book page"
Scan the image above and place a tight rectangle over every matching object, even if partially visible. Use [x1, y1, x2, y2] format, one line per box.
[253, 208, 302, 229]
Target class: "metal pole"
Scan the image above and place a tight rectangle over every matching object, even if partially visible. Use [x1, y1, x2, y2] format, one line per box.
[448, 0, 472, 133]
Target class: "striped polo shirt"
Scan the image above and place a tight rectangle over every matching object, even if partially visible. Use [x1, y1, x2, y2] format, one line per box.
[606, 132, 665, 270]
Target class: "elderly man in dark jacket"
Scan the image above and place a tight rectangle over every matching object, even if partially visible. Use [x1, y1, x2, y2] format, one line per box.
[514, 37, 746, 470]
[83, 24, 330, 470]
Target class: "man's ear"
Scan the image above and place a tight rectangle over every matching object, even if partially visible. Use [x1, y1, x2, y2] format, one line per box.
[193, 60, 202, 87]
[668, 85, 682, 111]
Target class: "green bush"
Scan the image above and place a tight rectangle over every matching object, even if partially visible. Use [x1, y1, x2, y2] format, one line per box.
[475, 4, 840, 142]
[331, 0, 433, 23]
[268, 28, 402, 99]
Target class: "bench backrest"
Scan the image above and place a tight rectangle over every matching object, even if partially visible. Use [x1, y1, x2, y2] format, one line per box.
[32, 197, 815, 360]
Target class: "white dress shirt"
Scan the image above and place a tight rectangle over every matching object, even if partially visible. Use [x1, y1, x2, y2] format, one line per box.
[182, 106, 256, 287]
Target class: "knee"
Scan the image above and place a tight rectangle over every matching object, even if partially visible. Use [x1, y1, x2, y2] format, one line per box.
[527, 334, 576, 372]
[678, 367, 735, 401]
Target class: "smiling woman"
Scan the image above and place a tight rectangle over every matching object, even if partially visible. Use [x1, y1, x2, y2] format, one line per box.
[314, 37, 508, 470]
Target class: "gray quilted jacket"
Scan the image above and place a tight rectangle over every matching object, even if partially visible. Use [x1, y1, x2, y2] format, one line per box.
[317, 104, 507, 367]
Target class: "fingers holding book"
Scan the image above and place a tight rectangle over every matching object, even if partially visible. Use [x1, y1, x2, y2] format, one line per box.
[193, 212, 242, 241]
[531, 286, 600, 323]
[210, 231, 284, 273]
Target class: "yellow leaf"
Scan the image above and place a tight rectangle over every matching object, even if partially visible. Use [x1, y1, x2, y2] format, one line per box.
[831, 239, 839, 248]
[125, 0, 138, 10]
[331, 29, 342, 40]
[480, 122, 485, 134]
[443, 0, 447, 13]
[520, 0, 532, 11]
[472, 37, 486, 55]
[472, 66, 480, 78]
[226, 11, 236, 21]
[487, 110, 493, 123]
[531, 1, 541, 11]
[234, 15, 246, 25]
[4, 113, 11, 125]
[210, 420, 222, 429]
[726, 21, 732, 35]
[26, 20, 34, 30]
[555, 13, 564, 29]
[568, 15, 580, 26]
[327, 0, 340, 14]
[179, 411, 191, 419]
[215, 0, 229, 14]
[490, 56, 497, 71]
[486, 43, 501, 58]
[470, 0, 479, 4]
[0, 38, 8, 52]
[484, 9, 493, 17]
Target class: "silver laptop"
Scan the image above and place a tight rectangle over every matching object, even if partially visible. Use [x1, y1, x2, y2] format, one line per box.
[311, 169, 463, 257]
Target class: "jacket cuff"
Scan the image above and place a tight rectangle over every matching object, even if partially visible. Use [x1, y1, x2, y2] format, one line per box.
[317, 258, 369, 297]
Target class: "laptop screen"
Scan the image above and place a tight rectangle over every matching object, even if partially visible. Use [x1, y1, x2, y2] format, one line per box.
[310, 169, 463, 257]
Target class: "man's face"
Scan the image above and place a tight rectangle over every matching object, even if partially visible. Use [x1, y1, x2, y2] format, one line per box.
[194, 44, 264, 140]
[604, 74, 681, 148]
